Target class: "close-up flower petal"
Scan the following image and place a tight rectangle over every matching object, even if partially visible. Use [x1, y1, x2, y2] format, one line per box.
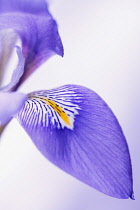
[0, 0, 64, 90]
[0, 46, 25, 92]
[0, 29, 17, 86]
[17, 84, 134, 199]
[0, 91, 27, 125]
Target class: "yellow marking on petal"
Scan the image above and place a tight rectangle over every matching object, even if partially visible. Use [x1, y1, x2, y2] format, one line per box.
[28, 96, 71, 126]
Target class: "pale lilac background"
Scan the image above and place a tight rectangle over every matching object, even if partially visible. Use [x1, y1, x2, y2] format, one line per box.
[0, 0, 140, 209]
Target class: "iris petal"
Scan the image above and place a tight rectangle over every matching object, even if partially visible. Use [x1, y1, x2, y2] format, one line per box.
[0, 91, 27, 125]
[0, 0, 63, 89]
[0, 29, 17, 86]
[0, 46, 25, 92]
[17, 85, 134, 199]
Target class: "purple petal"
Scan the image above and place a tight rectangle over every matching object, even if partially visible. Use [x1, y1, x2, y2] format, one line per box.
[0, 0, 63, 89]
[0, 91, 27, 125]
[17, 85, 134, 199]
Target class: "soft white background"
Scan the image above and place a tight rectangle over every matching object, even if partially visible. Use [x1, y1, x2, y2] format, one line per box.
[0, 0, 140, 209]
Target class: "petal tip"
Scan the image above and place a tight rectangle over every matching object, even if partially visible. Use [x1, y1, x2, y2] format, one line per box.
[130, 191, 135, 200]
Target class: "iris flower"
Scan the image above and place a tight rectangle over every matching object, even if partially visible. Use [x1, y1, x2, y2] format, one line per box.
[0, 0, 134, 200]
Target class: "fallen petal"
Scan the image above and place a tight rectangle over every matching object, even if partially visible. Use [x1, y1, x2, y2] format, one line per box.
[17, 85, 134, 199]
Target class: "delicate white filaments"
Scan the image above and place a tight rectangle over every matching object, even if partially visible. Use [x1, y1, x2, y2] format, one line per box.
[18, 86, 82, 130]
